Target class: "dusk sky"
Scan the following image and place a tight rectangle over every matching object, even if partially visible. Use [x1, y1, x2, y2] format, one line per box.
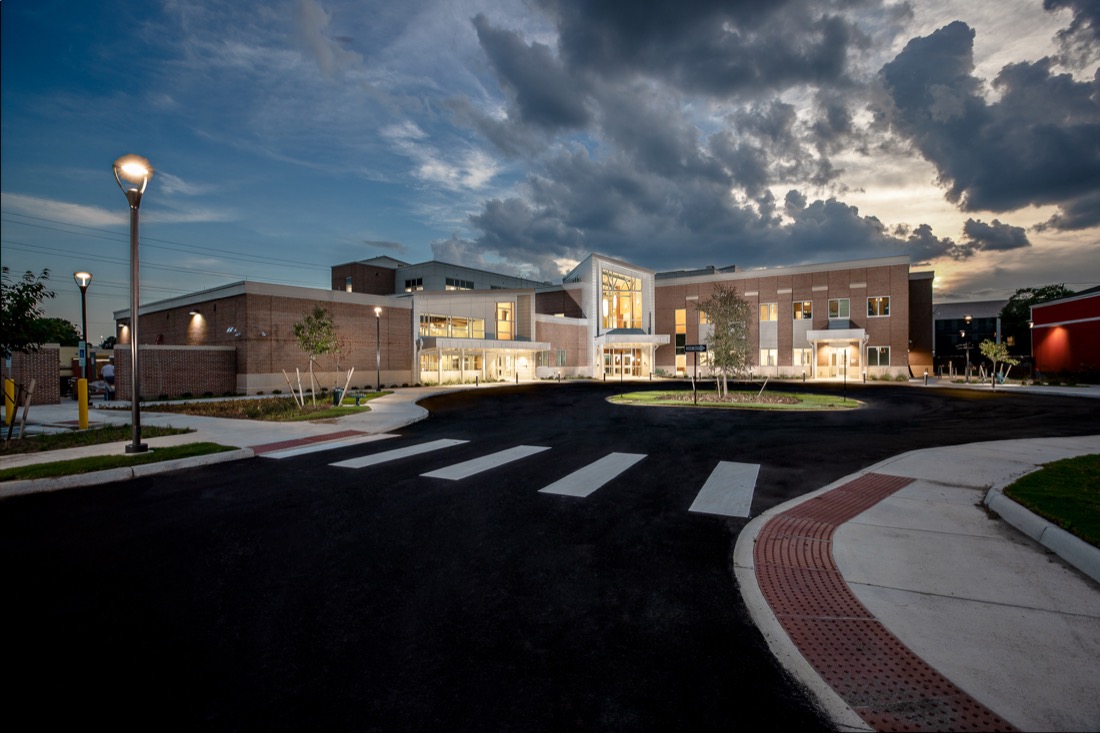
[2, 0, 1098, 344]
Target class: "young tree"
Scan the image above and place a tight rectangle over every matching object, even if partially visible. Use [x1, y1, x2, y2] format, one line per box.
[979, 339, 1020, 390]
[697, 284, 754, 398]
[293, 305, 337, 406]
[1, 266, 56, 360]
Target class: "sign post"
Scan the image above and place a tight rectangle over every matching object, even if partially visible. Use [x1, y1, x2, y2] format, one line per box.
[685, 344, 707, 405]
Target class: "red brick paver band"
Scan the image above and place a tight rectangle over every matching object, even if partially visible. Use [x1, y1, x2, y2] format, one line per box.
[754, 472, 1017, 732]
[250, 430, 366, 455]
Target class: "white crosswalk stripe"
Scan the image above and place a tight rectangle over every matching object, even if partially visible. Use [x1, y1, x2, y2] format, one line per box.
[688, 461, 760, 517]
[330, 438, 468, 469]
[538, 452, 646, 498]
[420, 445, 551, 481]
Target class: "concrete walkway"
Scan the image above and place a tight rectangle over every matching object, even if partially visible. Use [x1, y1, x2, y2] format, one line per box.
[3, 381, 1099, 731]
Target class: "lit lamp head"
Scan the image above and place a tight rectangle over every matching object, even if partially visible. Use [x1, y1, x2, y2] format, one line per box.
[374, 306, 382, 318]
[113, 154, 153, 209]
[74, 271, 92, 291]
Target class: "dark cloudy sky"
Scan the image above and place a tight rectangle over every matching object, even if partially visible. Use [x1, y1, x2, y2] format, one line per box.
[2, 0, 1098, 340]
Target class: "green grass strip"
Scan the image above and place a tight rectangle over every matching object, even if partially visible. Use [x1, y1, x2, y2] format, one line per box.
[0, 425, 192, 455]
[610, 390, 861, 410]
[1003, 454, 1100, 548]
[136, 393, 384, 421]
[0, 442, 238, 482]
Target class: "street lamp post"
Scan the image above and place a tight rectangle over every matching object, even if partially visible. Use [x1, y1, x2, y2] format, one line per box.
[113, 154, 153, 454]
[374, 306, 382, 391]
[73, 271, 92, 390]
[963, 314, 973, 383]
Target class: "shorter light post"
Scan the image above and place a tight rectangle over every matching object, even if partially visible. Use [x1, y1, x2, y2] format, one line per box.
[374, 306, 382, 391]
[74, 271, 92, 386]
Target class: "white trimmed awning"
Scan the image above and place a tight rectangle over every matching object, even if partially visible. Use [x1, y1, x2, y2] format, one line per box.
[418, 337, 551, 352]
[595, 331, 670, 348]
[806, 328, 867, 344]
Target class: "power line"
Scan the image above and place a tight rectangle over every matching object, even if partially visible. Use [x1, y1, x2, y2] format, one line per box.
[1, 211, 333, 273]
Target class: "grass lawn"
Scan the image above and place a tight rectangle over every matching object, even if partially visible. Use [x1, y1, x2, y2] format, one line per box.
[134, 393, 387, 421]
[1, 425, 192, 455]
[610, 389, 861, 410]
[1003, 454, 1100, 548]
[0, 442, 239, 482]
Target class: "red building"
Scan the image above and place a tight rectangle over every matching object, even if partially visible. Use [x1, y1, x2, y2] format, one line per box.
[1031, 288, 1100, 378]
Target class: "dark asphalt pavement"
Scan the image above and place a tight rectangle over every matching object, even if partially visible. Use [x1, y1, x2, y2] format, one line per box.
[3, 382, 1096, 731]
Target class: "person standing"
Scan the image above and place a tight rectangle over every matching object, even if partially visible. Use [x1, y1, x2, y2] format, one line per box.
[101, 359, 115, 400]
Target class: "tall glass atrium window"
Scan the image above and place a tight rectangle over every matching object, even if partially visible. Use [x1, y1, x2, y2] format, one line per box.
[601, 268, 642, 330]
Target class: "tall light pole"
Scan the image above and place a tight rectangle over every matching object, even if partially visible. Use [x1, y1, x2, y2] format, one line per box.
[73, 271, 92, 389]
[113, 154, 153, 454]
[374, 306, 382, 391]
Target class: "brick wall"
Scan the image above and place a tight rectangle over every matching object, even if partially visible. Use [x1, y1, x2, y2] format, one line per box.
[5, 346, 61, 405]
[113, 346, 236, 400]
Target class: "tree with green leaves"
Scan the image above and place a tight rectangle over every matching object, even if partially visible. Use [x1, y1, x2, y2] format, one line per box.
[1000, 284, 1075, 355]
[979, 339, 1020, 390]
[37, 318, 82, 347]
[697, 284, 754, 398]
[293, 305, 337, 406]
[1, 266, 56, 360]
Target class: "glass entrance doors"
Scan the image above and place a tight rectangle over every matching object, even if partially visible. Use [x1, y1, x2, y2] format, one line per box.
[603, 348, 641, 377]
[829, 347, 850, 378]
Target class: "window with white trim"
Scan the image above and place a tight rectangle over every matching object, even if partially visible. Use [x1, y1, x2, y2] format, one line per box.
[867, 296, 890, 317]
[759, 348, 777, 366]
[866, 346, 890, 366]
[828, 298, 850, 319]
[759, 303, 778, 321]
[793, 301, 812, 320]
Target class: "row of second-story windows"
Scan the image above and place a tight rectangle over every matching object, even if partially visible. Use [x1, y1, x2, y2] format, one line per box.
[446, 278, 474, 290]
[756, 346, 890, 367]
[405, 278, 424, 292]
[419, 314, 486, 339]
[754, 297, 891, 322]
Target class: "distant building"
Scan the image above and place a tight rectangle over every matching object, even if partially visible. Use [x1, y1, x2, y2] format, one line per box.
[931, 300, 1007, 375]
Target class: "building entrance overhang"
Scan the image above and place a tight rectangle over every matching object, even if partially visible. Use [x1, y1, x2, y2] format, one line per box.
[594, 331, 670, 348]
[418, 337, 551, 353]
[805, 328, 866, 344]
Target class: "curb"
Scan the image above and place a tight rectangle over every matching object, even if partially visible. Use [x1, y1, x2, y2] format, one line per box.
[0, 448, 255, 500]
[985, 486, 1100, 585]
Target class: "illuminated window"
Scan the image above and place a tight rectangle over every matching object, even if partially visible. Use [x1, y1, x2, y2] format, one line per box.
[344, 276, 353, 293]
[868, 296, 891, 317]
[793, 301, 812, 320]
[759, 303, 778, 321]
[404, 278, 423, 293]
[496, 302, 513, 340]
[759, 348, 778, 366]
[828, 298, 850, 319]
[698, 309, 710, 324]
[601, 268, 642, 330]
[793, 348, 812, 366]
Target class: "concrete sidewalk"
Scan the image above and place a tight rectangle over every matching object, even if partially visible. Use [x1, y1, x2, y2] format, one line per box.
[736, 435, 1100, 732]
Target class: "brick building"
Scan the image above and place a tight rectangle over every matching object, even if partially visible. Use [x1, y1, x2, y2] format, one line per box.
[114, 253, 934, 396]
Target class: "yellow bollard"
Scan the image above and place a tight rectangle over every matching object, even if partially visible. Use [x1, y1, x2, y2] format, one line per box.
[3, 378, 14, 426]
[78, 378, 89, 429]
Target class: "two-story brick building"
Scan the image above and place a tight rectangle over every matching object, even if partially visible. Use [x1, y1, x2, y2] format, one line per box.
[112, 252, 934, 397]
